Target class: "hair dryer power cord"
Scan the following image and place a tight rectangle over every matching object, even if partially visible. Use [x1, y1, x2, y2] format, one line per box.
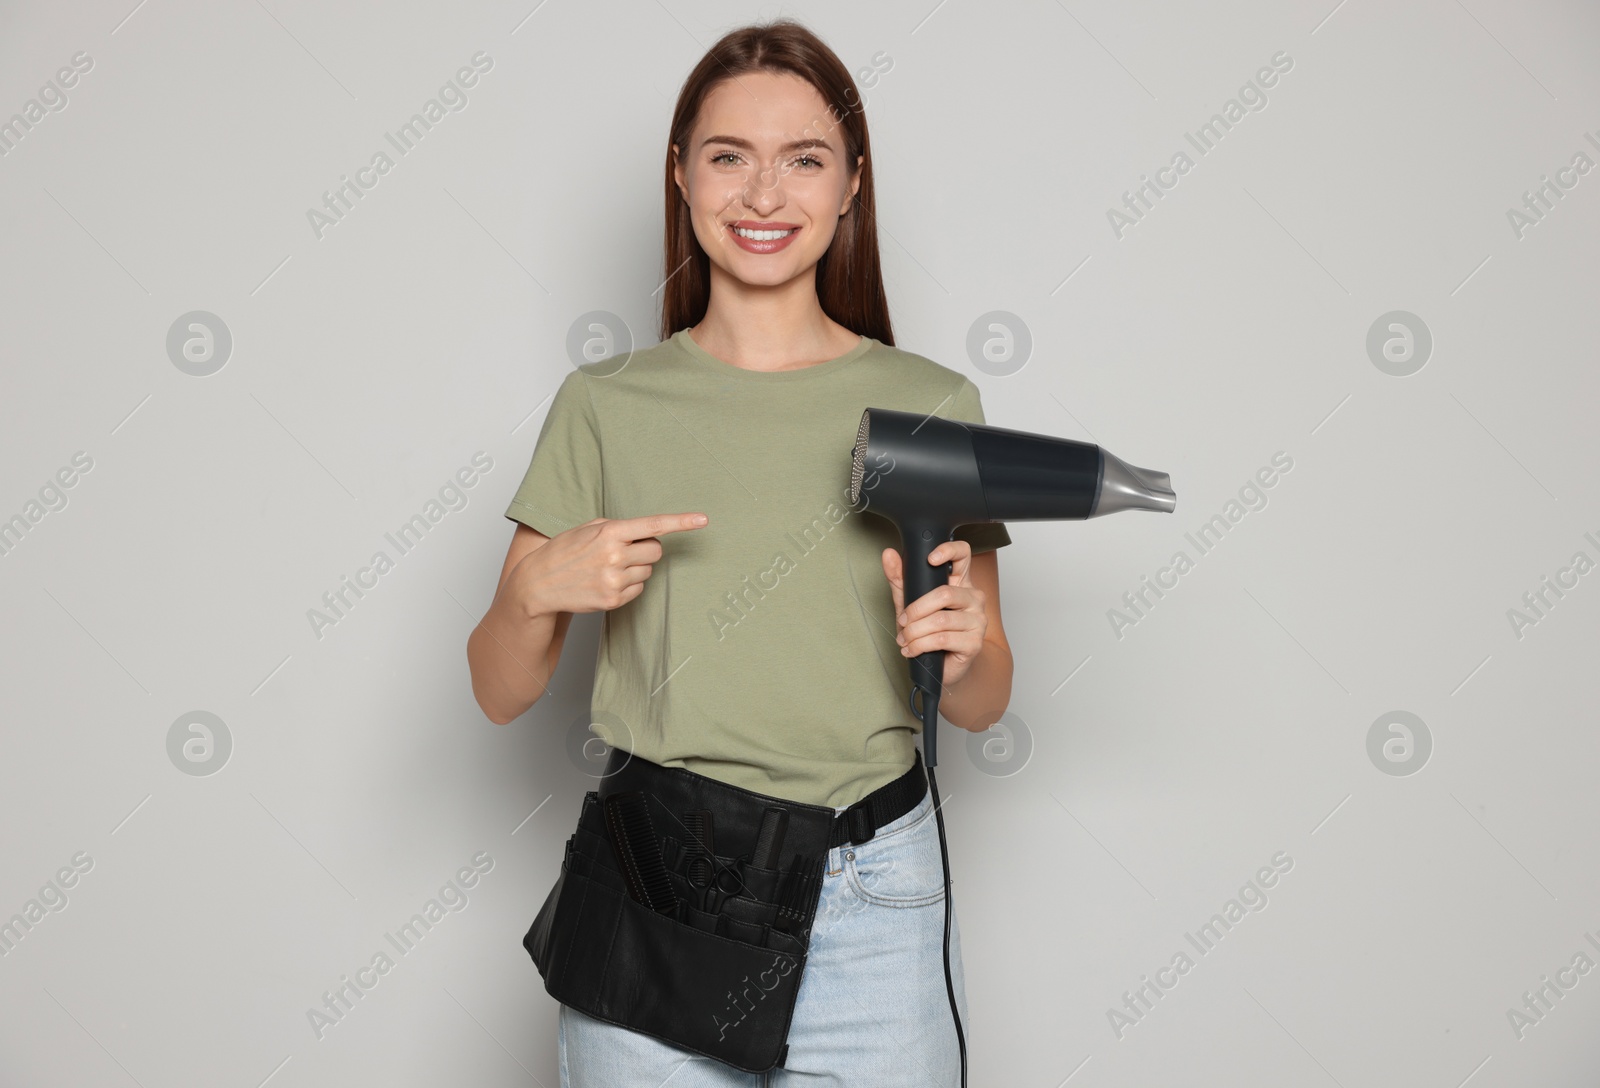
[915, 686, 967, 1088]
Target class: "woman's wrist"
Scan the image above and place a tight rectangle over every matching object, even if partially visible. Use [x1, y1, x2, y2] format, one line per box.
[506, 554, 557, 623]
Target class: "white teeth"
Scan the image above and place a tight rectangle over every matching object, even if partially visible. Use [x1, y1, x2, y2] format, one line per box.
[733, 226, 795, 240]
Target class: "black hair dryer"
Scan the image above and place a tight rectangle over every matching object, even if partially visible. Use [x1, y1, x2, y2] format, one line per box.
[849, 407, 1177, 768]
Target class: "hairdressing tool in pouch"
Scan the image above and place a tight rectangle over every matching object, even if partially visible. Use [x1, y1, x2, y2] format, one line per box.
[773, 853, 821, 937]
[683, 809, 717, 911]
[603, 791, 677, 913]
[751, 807, 788, 870]
[847, 406, 1177, 1088]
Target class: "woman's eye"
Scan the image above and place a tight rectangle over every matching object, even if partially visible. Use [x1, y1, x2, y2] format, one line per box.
[793, 155, 823, 169]
[711, 152, 740, 165]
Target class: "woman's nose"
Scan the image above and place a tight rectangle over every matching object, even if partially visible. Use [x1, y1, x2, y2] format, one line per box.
[742, 165, 784, 208]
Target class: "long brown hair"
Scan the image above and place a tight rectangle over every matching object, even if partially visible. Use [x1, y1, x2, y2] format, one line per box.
[660, 19, 894, 347]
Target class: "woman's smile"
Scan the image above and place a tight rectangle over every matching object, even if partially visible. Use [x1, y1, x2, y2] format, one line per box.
[727, 220, 801, 253]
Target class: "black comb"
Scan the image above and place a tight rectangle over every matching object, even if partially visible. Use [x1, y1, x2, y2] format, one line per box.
[603, 792, 677, 913]
[683, 809, 716, 892]
[752, 807, 788, 870]
[774, 853, 822, 933]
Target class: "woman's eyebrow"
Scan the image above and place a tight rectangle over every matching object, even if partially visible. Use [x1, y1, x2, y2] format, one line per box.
[701, 135, 832, 153]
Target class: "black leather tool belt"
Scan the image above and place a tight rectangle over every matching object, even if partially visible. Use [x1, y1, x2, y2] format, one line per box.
[523, 747, 928, 1073]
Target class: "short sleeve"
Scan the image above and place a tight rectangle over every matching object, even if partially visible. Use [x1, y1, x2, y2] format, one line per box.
[942, 379, 1013, 555]
[503, 369, 604, 537]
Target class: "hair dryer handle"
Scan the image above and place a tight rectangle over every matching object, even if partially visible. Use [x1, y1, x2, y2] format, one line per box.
[899, 521, 953, 765]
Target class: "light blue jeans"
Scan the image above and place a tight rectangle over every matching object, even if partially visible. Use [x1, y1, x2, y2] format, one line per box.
[558, 783, 970, 1086]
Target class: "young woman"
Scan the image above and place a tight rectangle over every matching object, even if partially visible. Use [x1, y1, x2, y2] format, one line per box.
[467, 19, 1013, 1087]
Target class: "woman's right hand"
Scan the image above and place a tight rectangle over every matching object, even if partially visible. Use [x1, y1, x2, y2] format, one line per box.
[505, 512, 709, 619]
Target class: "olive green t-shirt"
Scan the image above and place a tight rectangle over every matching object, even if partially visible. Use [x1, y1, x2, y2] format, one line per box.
[504, 328, 1011, 809]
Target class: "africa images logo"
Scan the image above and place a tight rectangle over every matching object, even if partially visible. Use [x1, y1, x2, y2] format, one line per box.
[712, 952, 798, 1041]
[305, 51, 493, 239]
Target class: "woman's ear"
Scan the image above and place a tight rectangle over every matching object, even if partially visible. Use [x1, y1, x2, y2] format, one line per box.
[842, 156, 864, 213]
[671, 142, 688, 201]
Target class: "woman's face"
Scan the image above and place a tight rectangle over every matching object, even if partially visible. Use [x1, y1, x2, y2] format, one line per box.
[673, 70, 864, 291]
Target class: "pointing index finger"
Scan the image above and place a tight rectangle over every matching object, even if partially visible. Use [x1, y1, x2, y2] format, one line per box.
[610, 512, 709, 541]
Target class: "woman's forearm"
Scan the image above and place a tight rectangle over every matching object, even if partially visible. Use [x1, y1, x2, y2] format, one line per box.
[467, 591, 560, 725]
[936, 639, 1013, 733]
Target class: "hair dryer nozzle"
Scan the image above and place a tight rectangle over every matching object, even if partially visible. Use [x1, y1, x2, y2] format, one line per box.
[1093, 450, 1177, 516]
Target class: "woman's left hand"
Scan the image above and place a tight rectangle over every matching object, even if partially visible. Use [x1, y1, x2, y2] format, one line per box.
[882, 539, 987, 688]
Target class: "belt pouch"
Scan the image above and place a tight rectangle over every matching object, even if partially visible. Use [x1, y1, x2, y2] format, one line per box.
[523, 755, 837, 1074]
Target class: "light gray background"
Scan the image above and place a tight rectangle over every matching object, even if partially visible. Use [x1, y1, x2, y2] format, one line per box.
[3, 0, 1598, 1084]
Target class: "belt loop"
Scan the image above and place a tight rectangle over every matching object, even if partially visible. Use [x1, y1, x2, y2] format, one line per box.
[846, 802, 875, 846]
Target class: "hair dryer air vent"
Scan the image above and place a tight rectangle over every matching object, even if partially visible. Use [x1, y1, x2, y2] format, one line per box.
[849, 410, 873, 507]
